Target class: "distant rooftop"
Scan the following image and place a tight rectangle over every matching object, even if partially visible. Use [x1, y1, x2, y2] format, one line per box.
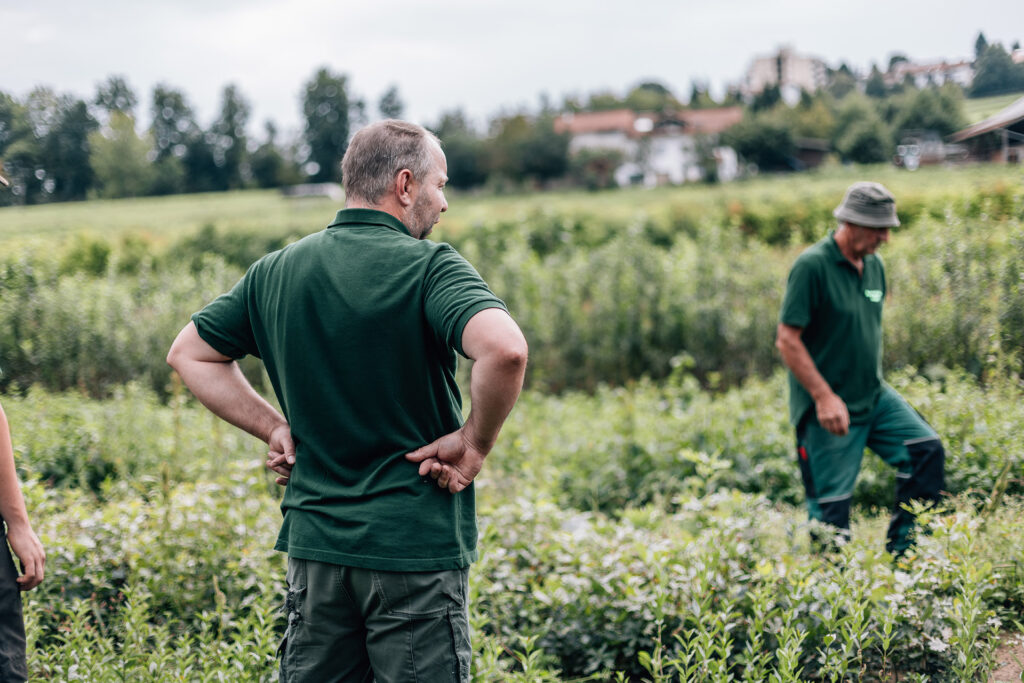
[950, 96, 1024, 141]
[554, 107, 743, 138]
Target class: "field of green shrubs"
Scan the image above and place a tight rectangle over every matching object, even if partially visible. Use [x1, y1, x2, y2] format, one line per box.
[1, 162, 1023, 680]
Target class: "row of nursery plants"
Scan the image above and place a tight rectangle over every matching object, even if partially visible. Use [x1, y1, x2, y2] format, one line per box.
[4, 370, 1022, 680]
[1, 183, 1022, 396]
[7, 366, 1020, 512]
[21, 477, 1024, 681]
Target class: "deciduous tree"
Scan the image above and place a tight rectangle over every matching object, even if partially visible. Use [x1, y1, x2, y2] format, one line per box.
[150, 85, 197, 162]
[302, 67, 351, 183]
[432, 110, 487, 190]
[624, 81, 681, 113]
[212, 84, 250, 189]
[865, 66, 888, 98]
[893, 84, 966, 136]
[0, 91, 41, 205]
[94, 76, 138, 121]
[722, 108, 797, 172]
[971, 43, 1024, 97]
[377, 85, 404, 120]
[32, 91, 98, 201]
[88, 111, 155, 198]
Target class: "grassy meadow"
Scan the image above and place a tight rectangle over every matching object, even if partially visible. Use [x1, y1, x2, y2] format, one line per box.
[961, 91, 1024, 124]
[2, 161, 1024, 681]
[0, 160, 1020, 245]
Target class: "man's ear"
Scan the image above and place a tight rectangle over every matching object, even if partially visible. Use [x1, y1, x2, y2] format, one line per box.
[395, 168, 415, 207]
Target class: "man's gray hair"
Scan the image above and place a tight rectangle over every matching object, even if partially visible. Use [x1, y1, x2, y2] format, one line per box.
[342, 120, 441, 205]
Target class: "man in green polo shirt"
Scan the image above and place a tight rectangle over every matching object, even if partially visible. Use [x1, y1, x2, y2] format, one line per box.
[776, 181, 945, 557]
[167, 120, 528, 682]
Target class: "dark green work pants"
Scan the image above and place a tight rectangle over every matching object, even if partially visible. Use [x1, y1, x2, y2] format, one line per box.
[278, 557, 471, 683]
[796, 385, 945, 556]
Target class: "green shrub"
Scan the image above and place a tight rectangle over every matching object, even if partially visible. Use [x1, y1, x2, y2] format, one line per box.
[0, 251, 244, 397]
[3, 379, 1020, 681]
[486, 368, 1024, 518]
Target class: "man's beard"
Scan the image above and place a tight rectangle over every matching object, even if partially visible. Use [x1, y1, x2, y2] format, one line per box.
[409, 195, 437, 239]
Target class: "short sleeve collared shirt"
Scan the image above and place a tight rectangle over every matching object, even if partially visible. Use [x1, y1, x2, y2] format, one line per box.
[192, 209, 507, 571]
[779, 232, 887, 427]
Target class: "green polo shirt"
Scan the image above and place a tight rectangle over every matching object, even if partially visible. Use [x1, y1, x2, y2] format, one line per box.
[192, 208, 507, 571]
[779, 232, 887, 427]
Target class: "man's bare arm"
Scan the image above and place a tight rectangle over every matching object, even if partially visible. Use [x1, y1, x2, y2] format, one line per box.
[0, 404, 45, 590]
[167, 322, 295, 482]
[406, 308, 528, 493]
[775, 322, 849, 436]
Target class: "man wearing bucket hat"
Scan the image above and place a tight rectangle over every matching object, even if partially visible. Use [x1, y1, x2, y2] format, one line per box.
[776, 181, 945, 557]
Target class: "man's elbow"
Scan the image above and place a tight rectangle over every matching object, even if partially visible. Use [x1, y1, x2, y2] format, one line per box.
[775, 329, 800, 368]
[166, 326, 192, 372]
[489, 330, 528, 376]
[501, 334, 529, 373]
[774, 334, 788, 356]
[166, 342, 183, 372]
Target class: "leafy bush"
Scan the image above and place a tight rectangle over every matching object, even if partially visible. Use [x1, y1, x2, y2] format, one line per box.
[488, 368, 1024, 519]
[163, 222, 305, 272]
[1, 376, 1019, 681]
[0, 249, 245, 397]
[472, 495, 1023, 680]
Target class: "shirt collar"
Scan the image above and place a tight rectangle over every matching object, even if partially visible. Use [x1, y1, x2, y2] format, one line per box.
[825, 230, 851, 264]
[327, 208, 412, 237]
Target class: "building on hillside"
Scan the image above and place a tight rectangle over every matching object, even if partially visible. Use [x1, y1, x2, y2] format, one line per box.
[553, 107, 743, 187]
[1013, 48, 1024, 65]
[949, 95, 1024, 163]
[742, 47, 827, 105]
[885, 59, 974, 89]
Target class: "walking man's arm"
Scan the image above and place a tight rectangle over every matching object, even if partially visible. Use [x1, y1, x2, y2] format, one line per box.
[406, 308, 528, 493]
[167, 322, 295, 483]
[776, 322, 850, 436]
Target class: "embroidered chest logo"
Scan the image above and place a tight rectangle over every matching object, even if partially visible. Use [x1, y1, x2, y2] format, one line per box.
[864, 289, 883, 303]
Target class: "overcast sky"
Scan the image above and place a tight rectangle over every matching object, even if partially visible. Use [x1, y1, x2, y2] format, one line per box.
[3, 1, 1022, 141]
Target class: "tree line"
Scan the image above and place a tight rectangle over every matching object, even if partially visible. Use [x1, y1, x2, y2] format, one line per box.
[0, 64, 573, 206]
[1, 33, 1020, 206]
[0, 68, 354, 206]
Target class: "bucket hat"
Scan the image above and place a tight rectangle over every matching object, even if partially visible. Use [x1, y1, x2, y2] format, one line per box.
[833, 181, 900, 228]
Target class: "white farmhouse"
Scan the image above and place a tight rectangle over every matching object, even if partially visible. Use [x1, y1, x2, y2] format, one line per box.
[554, 107, 743, 187]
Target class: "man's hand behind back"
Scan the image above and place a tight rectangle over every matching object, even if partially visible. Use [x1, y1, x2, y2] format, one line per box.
[405, 429, 488, 494]
[266, 423, 296, 486]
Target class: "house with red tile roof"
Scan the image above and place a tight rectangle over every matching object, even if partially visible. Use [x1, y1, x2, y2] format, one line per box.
[553, 107, 743, 186]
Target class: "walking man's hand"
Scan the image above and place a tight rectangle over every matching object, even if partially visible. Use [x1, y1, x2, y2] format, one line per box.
[816, 392, 850, 436]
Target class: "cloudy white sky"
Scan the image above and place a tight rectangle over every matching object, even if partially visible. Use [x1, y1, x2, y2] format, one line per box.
[3, 1, 1022, 140]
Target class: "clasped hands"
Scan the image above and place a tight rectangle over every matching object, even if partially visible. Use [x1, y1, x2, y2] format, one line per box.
[265, 426, 487, 494]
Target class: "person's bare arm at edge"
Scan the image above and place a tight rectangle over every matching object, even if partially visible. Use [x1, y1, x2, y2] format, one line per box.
[775, 322, 849, 436]
[167, 322, 295, 484]
[406, 308, 528, 494]
[0, 404, 45, 590]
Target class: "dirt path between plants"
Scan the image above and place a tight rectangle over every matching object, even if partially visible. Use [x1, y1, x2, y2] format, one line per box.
[990, 631, 1024, 682]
